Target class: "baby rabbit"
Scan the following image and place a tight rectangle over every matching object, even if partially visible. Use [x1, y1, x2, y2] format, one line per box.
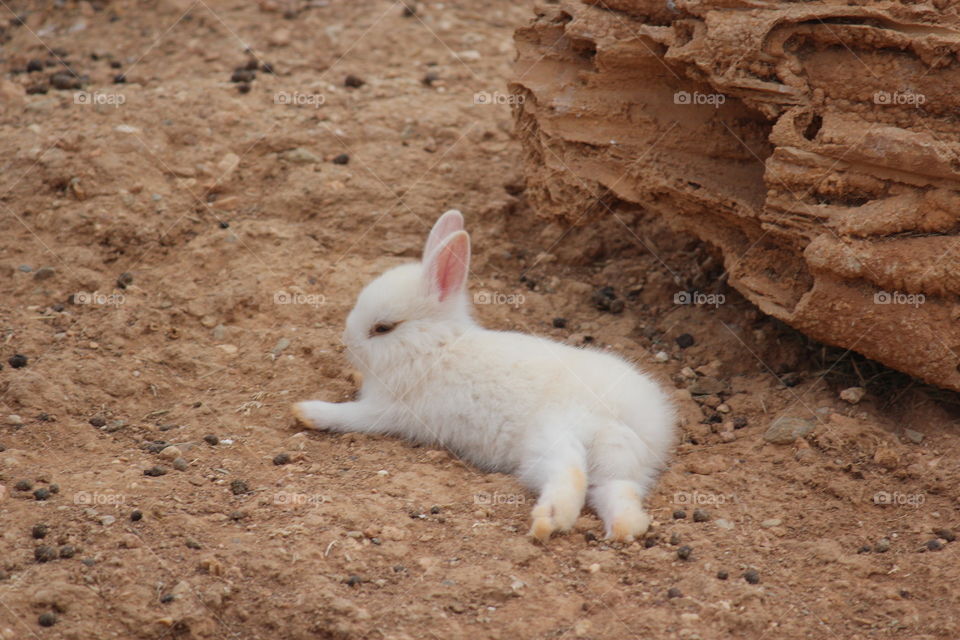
[293, 210, 676, 542]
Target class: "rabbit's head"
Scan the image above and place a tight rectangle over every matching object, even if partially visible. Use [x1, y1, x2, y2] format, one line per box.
[343, 210, 473, 375]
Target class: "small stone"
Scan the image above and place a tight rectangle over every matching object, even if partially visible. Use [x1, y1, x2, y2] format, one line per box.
[160, 593, 174, 603]
[763, 416, 815, 445]
[48, 484, 59, 494]
[688, 377, 725, 396]
[669, 533, 681, 546]
[344, 74, 365, 88]
[281, 147, 320, 164]
[903, 429, 925, 444]
[230, 69, 255, 83]
[33, 266, 55, 280]
[158, 445, 181, 460]
[675, 333, 695, 349]
[31, 523, 49, 539]
[58, 544, 76, 558]
[925, 539, 945, 552]
[714, 519, 734, 530]
[692, 508, 710, 523]
[716, 570, 728, 580]
[89, 417, 106, 428]
[185, 538, 202, 549]
[873, 538, 891, 553]
[104, 419, 125, 433]
[203, 434, 219, 445]
[672, 510, 686, 520]
[761, 518, 782, 528]
[677, 545, 692, 560]
[345, 574, 363, 587]
[143, 466, 167, 477]
[588, 563, 601, 573]
[15, 479, 34, 491]
[38, 612, 57, 627]
[839, 387, 865, 404]
[230, 479, 249, 495]
[933, 528, 956, 542]
[552, 317, 567, 329]
[8, 354, 28, 368]
[332, 153, 350, 165]
[7, 414, 24, 425]
[18, 264, 33, 272]
[50, 72, 81, 90]
[857, 544, 872, 554]
[33, 488, 51, 501]
[654, 350, 669, 362]
[131, 510, 143, 521]
[34, 545, 57, 562]
[116, 271, 134, 289]
[743, 569, 760, 584]
[643, 536, 657, 548]
[100, 515, 116, 526]
[273, 453, 291, 465]
[584, 531, 598, 543]
[732, 416, 748, 429]
[667, 587, 682, 598]
[172, 457, 188, 471]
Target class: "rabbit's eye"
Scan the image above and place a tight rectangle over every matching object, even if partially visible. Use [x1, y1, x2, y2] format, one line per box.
[370, 321, 398, 337]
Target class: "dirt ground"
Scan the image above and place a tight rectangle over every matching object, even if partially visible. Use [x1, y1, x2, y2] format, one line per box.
[0, 1, 958, 639]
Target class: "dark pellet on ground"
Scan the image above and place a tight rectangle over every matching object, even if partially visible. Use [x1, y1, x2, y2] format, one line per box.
[82, 557, 96, 567]
[402, 4, 416, 17]
[160, 593, 175, 603]
[31, 524, 49, 539]
[667, 587, 682, 598]
[15, 479, 33, 491]
[672, 510, 686, 520]
[89, 417, 106, 427]
[185, 539, 202, 549]
[643, 536, 657, 548]
[344, 74, 365, 88]
[38, 612, 57, 627]
[237, 83, 251, 94]
[26, 84, 48, 94]
[552, 317, 567, 329]
[0, 444, 5, 452]
[933, 528, 956, 542]
[733, 416, 748, 429]
[857, 545, 872, 554]
[131, 510, 143, 522]
[143, 466, 167, 477]
[203, 434, 219, 445]
[230, 479, 249, 495]
[116, 272, 133, 288]
[34, 545, 57, 562]
[59, 545, 76, 558]
[669, 532, 681, 545]
[717, 570, 729, 580]
[261, 62, 274, 74]
[48, 484, 59, 494]
[677, 545, 692, 560]
[584, 531, 597, 543]
[231, 69, 255, 83]
[110, 60, 122, 69]
[925, 539, 945, 552]
[430, 505, 441, 514]
[34, 488, 51, 501]
[8, 354, 28, 368]
[744, 569, 761, 584]
[675, 333, 695, 349]
[693, 508, 710, 522]
[273, 453, 291, 465]
[346, 575, 363, 587]
[243, 59, 259, 71]
[332, 153, 350, 165]
[229, 511, 245, 521]
[219, 221, 230, 229]
[50, 73, 80, 90]
[27, 59, 43, 72]
[422, 71, 439, 86]
[113, 73, 126, 84]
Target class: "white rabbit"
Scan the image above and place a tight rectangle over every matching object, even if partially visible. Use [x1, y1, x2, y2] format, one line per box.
[293, 210, 676, 542]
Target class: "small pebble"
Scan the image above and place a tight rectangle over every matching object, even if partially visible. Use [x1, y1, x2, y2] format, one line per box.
[933, 528, 956, 543]
[743, 569, 760, 584]
[344, 74, 365, 88]
[675, 333, 695, 349]
[643, 536, 657, 549]
[100, 515, 115, 526]
[273, 453, 291, 466]
[27, 59, 44, 72]
[332, 153, 350, 165]
[716, 570, 728, 580]
[203, 434, 219, 445]
[925, 539, 945, 552]
[692, 508, 710, 522]
[130, 510, 143, 522]
[82, 558, 96, 567]
[237, 82, 251, 94]
[185, 538, 202, 549]
[230, 69, 255, 83]
[113, 73, 126, 84]
[143, 466, 167, 477]
[33, 488, 51, 501]
[116, 272, 133, 289]
[733, 416, 748, 429]
[160, 593, 174, 603]
[654, 350, 669, 362]
[8, 354, 28, 368]
[346, 575, 363, 587]
[34, 545, 57, 562]
[584, 531, 598, 543]
[552, 317, 567, 329]
[669, 532, 681, 545]
[857, 544, 872, 554]
[15, 479, 34, 491]
[172, 457, 188, 471]
[673, 510, 686, 519]
[38, 612, 57, 627]
[430, 505, 441, 514]
[874, 538, 891, 553]
[48, 484, 58, 494]
[667, 587, 682, 598]
[677, 545, 692, 560]
[58, 545, 76, 558]
[7, 414, 24, 426]
[31, 524, 49, 539]
[230, 479, 249, 495]
[219, 221, 230, 229]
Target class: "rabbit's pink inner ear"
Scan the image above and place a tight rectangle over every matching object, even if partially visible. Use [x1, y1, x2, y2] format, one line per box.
[428, 231, 471, 302]
[423, 209, 464, 259]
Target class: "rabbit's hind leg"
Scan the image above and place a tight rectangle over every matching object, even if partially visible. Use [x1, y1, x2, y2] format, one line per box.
[519, 435, 588, 543]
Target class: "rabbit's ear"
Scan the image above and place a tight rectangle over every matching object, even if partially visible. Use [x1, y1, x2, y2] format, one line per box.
[424, 230, 471, 302]
[423, 209, 464, 259]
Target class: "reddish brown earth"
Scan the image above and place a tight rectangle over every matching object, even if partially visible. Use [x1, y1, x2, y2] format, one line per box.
[0, 1, 959, 639]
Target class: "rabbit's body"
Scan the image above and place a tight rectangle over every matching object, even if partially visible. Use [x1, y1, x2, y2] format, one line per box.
[294, 211, 676, 542]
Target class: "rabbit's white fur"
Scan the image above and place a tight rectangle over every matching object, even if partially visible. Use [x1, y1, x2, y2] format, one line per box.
[294, 210, 676, 542]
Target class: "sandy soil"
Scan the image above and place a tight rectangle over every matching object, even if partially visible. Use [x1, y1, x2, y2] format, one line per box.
[0, 1, 958, 639]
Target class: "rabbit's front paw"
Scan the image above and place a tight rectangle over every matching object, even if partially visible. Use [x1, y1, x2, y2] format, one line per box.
[291, 401, 334, 430]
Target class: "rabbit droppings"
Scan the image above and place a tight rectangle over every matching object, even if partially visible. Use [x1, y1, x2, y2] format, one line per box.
[293, 210, 676, 542]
